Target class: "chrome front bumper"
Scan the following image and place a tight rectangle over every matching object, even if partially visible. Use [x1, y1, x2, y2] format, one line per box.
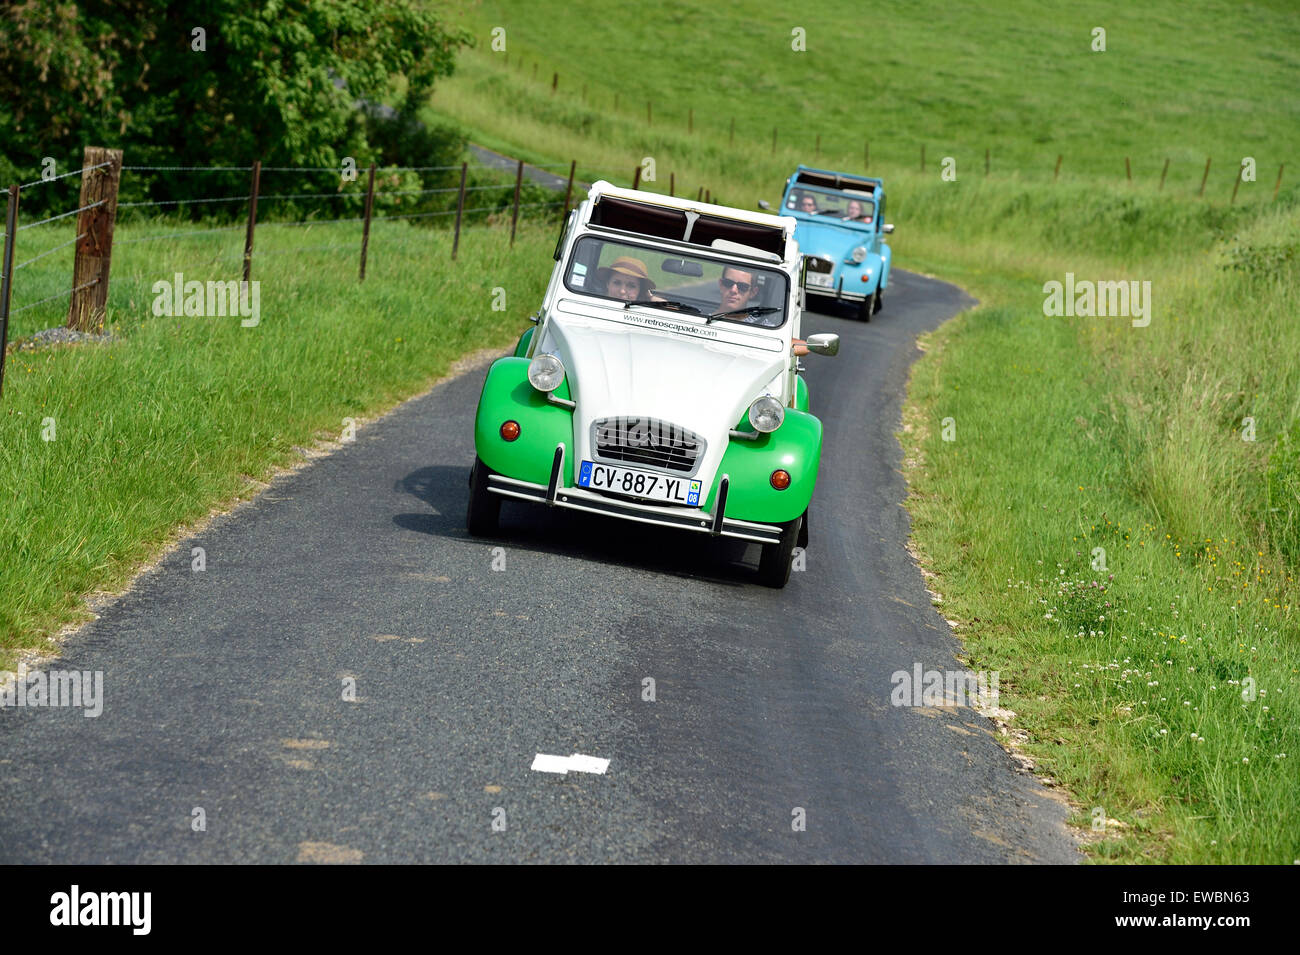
[486, 445, 784, 545]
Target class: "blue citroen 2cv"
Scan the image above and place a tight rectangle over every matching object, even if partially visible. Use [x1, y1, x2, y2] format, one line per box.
[768, 166, 894, 322]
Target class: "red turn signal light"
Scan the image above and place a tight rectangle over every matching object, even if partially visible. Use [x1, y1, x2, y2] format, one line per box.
[500, 420, 521, 441]
[770, 469, 791, 490]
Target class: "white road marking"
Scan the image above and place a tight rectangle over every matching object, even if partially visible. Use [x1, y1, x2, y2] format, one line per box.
[531, 753, 610, 775]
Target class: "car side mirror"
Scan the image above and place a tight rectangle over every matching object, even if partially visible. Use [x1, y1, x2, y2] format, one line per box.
[757, 200, 771, 210]
[804, 333, 839, 356]
[883, 223, 895, 234]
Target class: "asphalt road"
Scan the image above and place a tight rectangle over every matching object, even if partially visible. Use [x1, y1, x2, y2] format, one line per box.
[0, 270, 1079, 863]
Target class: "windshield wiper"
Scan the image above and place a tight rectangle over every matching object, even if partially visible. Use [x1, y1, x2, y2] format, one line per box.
[705, 306, 781, 324]
[623, 299, 703, 316]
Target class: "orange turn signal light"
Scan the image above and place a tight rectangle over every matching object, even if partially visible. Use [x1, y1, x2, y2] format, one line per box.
[770, 469, 791, 490]
[500, 420, 521, 441]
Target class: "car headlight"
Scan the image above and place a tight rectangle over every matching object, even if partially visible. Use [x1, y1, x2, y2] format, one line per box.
[748, 395, 785, 433]
[849, 246, 868, 264]
[527, 353, 565, 393]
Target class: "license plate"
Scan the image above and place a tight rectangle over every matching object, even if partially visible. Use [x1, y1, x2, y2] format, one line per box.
[806, 272, 834, 288]
[577, 460, 703, 507]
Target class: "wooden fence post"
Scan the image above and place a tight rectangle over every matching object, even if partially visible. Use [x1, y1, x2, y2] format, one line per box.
[0, 184, 18, 398]
[1054, 155, 1063, 181]
[359, 163, 376, 281]
[696, 186, 703, 201]
[510, 159, 524, 246]
[632, 165, 642, 190]
[1199, 157, 1211, 197]
[1275, 164, 1285, 201]
[561, 160, 575, 218]
[669, 172, 675, 197]
[1159, 158, 1170, 191]
[67, 147, 123, 332]
[1231, 166, 1242, 205]
[241, 159, 261, 286]
[1125, 156, 1131, 182]
[451, 162, 467, 261]
[552, 72, 558, 93]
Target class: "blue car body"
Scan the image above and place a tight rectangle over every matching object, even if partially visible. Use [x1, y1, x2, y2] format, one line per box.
[779, 165, 892, 319]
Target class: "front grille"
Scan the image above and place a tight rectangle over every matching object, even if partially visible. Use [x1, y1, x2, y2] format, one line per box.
[591, 417, 705, 475]
[804, 255, 834, 274]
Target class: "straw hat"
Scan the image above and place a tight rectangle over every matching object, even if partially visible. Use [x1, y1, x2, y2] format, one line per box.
[596, 256, 655, 290]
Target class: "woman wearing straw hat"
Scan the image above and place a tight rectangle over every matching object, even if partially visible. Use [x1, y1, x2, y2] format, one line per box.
[596, 256, 659, 302]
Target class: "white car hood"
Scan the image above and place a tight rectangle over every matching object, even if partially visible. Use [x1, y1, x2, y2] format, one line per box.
[540, 302, 788, 487]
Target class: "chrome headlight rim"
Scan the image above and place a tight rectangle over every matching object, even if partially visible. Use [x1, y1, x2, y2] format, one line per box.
[527, 353, 565, 393]
[748, 394, 785, 433]
[849, 245, 868, 264]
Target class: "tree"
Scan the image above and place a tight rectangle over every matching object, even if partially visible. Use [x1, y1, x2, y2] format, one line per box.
[0, 1, 471, 213]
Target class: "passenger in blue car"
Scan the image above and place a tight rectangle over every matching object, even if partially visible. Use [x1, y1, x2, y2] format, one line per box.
[844, 199, 873, 224]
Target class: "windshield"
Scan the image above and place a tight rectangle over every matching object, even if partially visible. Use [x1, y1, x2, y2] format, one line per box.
[785, 186, 875, 224]
[562, 235, 790, 329]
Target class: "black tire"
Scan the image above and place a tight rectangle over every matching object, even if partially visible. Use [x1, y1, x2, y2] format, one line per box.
[757, 515, 802, 589]
[857, 286, 877, 322]
[797, 508, 809, 549]
[873, 285, 884, 314]
[466, 456, 501, 536]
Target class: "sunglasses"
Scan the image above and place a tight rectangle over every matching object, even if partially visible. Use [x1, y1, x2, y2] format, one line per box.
[719, 278, 752, 293]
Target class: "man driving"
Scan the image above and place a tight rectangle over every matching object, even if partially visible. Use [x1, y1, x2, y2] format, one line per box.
[717, 266, 808, 355]
[717, 266, 759, 314]
[797, 193, 818, 214]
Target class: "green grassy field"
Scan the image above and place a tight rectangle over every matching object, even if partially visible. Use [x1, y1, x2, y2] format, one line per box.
[1, 214, 556, 660]
[427, 0, 1300, 862]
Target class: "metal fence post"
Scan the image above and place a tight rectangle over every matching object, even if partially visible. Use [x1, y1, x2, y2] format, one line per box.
[451, 162, 468, 260]
[0, 184, 18, 398]
[561, 160, 576, 218]
[359, 163, 376, 280]
[510, 159, 524, 246]
[242, 159, 261, 284]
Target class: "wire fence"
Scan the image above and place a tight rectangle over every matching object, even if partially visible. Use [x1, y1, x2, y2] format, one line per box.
[0, 148, 598, 398]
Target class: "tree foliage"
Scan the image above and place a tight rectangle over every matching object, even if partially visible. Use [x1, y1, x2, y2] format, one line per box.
[0, 1, 472, 213]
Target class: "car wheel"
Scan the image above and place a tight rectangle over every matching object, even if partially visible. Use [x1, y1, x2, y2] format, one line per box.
[466, 456, 501, 536]
[873, 286, 884, 314]
[797, 508, 809, 549]
[858, 287, 877, 322]
[757, 514, 802, 589]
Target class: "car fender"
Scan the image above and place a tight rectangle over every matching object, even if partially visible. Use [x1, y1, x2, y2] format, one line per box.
[706, 408, 822, 524]
[473, 357, 575, 486]
[513, 326, 535, 358]
[878, 242, 892, 289]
